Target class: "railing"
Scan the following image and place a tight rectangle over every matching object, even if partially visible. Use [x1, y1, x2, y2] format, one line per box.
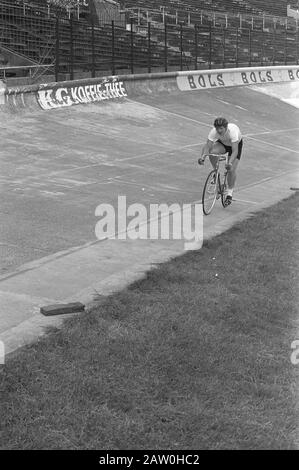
[122, 0, 295, 22]
[0, 64, 54, 80]
[123, 3, 299, 31]
[52, 19, 299, 80]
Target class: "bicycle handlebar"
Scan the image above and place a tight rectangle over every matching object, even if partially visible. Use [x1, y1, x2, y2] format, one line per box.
[203, 153, 229, 160]
[198, 153, 229, 167]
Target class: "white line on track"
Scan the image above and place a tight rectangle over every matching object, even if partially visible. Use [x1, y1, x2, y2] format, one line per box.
[4, 143, 204, 186]
[235, 105, 248, 111]
[125, 98, 212, 127]
[3, 104, 298, 188]
[246, 136, 299, 154]
[107, 176, 195, 194]
[245, 127, 299, 137]
[128, 98, 299, 140]
[1, 169, 296, 283]
[216, 99, 231, 106]
[233, 198, 259, 204]
[236, 171, 294, 191]
[116, 141, 201, 163]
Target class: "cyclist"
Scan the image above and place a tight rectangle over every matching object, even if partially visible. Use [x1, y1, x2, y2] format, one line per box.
[198, 117, 243, 206]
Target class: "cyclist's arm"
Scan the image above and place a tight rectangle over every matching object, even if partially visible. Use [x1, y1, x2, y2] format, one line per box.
[201, 139, 213, 158]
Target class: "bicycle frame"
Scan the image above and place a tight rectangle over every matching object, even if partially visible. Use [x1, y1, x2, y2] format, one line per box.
[208, 152, 229, 171]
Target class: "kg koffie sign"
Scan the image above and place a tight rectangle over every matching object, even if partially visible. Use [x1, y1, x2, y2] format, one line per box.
[37, 78, 127, 110]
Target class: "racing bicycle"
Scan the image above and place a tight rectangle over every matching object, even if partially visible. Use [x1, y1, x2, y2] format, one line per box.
[199, 153, 230, 215]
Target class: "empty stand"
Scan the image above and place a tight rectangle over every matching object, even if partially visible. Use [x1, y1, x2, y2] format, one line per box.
[0, 0, 298, 83]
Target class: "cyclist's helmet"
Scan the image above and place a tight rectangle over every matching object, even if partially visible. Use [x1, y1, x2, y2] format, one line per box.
[214, 117, 228, 129]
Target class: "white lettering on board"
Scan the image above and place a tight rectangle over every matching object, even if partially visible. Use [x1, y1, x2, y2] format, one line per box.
[37, 80, 128, 110]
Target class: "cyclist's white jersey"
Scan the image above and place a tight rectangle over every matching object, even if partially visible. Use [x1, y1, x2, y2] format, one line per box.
[208, 123, 242, 146]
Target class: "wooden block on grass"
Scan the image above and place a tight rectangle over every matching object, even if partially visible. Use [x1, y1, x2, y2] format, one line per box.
[40, 302, 85, 316]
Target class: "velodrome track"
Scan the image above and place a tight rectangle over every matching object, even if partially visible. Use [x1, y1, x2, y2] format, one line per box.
[0, 75, 299, 354]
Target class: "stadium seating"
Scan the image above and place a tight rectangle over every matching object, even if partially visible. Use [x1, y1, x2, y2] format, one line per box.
[245, 0, 297, 17]
[0, 0, 187, 79]
[122, 0, 294, 18]
[0, 0, 298, 83]
[124, 0, 299, 32]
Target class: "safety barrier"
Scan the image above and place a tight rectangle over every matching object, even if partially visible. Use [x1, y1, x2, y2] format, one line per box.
[0, 65, 299, 113]
[176, 65, 299, 91]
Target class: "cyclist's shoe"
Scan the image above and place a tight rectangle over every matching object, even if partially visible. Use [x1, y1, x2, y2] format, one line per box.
[224, 195, 232, 207]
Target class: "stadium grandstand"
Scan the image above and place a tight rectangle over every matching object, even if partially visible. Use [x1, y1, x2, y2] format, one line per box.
[246, 0, 298, 17]
[122, 0, 299, 17]
[0, 0, 298, 84]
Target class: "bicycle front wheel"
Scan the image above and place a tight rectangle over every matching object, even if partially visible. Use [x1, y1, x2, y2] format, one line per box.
[202, 170, 219, 215]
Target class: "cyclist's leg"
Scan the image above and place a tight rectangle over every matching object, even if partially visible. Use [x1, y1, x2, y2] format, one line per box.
[227, 158, 239, 190]
[224, 160, 238, 206]
[225, 140, 243, 203]
[209, 142, 226, 169]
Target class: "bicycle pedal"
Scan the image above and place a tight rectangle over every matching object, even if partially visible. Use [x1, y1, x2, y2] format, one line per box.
[224, 198, 232, 207]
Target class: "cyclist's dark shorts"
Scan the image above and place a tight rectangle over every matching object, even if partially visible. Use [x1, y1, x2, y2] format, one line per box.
[217, 139, 243, 160]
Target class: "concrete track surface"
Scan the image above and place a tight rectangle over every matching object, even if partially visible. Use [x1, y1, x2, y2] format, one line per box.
[0, 82, 298, 355]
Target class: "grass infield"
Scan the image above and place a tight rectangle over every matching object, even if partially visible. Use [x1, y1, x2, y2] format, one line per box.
[0, 193, 298, 450]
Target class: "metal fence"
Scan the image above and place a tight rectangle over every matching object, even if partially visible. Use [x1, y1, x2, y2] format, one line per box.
[0, 0, 298, 83]
[53, 17, 299, 81]
[126, 5, 299, 32]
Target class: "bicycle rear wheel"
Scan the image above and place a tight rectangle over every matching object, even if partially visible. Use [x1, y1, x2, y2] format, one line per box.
[202, 170, 219, 215]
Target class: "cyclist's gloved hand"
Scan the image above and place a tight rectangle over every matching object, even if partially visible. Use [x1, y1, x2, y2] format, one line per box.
[225, 163, 232, 170]
[198, 157, 205, 165]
